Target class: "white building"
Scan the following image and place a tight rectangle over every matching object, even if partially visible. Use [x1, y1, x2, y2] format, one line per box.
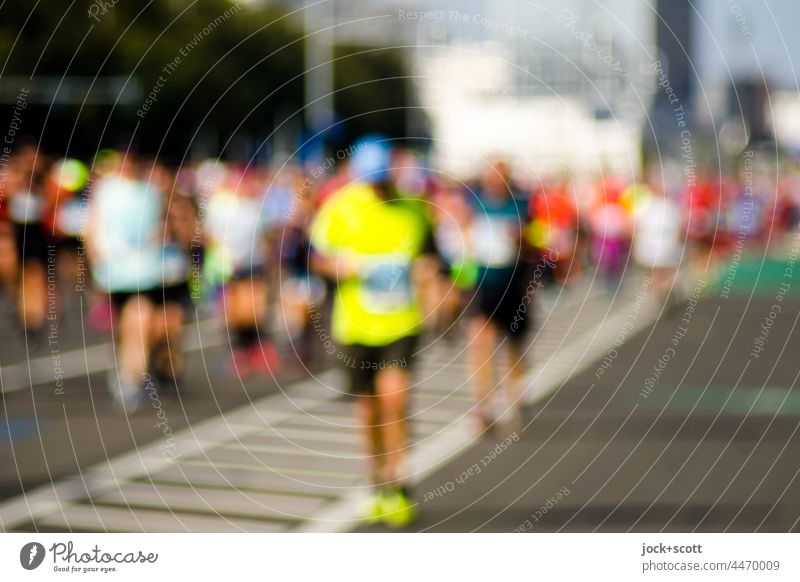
[415, 42, 648, 180]
[407, 0, 658, 180]
[272, 0, 659, 177]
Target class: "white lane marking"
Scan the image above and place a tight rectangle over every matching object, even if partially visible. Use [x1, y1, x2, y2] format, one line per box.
[0, 371, 340, 531]
[523, 300, 659, 404]
[258, 426, 361, 444]
[0, 318, 224, 394]
[173, 459, 362, 480]
[38, 504, 287, 533]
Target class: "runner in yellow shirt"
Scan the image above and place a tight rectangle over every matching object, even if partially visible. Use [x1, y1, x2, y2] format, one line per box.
[309, 136, 435, 528]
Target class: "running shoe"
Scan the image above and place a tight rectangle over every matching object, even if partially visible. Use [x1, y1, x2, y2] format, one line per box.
[21, 324, 46, 352]
[361, 491, 387, 525]
[228, 347, 252, 378]
[473, 408, 495, 435]
[153, 371, 182, 396]
[109, 371, 143, 415]
[249, 341, 280, 376]
[380, 487, 418, 529]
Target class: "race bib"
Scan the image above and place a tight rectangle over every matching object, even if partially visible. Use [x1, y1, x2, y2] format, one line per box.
[358, 254, 413, 314]
[57, 199, 85, 236]
[472, 216, 516, 267]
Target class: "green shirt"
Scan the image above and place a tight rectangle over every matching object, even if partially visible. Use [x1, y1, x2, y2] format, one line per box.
[310, 183, 430, 346]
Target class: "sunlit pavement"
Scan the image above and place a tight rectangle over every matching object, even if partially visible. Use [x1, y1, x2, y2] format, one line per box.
[3, 258, 798, 532]
[0, 275, 648, 532]
[0, 301, 288, 504]
[382, 258, 800, 532]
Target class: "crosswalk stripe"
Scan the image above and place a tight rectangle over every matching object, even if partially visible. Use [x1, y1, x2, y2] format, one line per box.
[93, 482, 328, 521]
[0, 318, 223, 394]
[175, 459, 362, 480]
[38, 504, 287, 533]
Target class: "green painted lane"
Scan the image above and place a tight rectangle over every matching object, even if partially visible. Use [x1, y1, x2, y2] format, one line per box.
[639, 385, 800, 416]
[712, 252, 800, 298]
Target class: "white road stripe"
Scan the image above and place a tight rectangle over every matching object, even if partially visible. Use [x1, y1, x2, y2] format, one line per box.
[0, 318, 224, 394]
[0, 371, 340, 530]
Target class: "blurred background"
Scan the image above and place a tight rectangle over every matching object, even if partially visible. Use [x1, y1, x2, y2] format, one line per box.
[2, 0, 800, 534]
[2, 0, 798, 172]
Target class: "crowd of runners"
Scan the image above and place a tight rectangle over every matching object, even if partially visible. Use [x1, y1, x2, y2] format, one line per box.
[1, 137, 797, 526]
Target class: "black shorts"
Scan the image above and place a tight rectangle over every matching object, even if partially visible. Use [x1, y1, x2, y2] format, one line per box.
[109, 288, 161, 314]
[468, 275, 531, 342]
[156, 281, 192, 307]
[110, 281, 191, 313]
[55, 236, 82, 255]
[339, 335, 418, 396]
[13, 222, 48, 264]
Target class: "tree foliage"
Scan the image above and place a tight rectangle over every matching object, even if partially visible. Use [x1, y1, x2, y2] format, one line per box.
[0, 2, 412, 159]
[0, 0, 304, 160]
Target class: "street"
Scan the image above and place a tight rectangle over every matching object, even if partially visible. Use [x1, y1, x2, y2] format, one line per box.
[4, 255, 798, 532]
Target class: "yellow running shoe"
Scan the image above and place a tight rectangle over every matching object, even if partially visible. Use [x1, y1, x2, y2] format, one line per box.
[380, 488, 418, 529]
[361, 492, 386, 525]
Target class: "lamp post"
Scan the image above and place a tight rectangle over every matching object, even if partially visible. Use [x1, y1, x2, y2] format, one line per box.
[303, 0, 335, 134]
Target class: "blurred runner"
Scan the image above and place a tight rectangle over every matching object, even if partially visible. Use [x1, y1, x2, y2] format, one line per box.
[7, 146, 48, 341]
[588, 175, 632, 287]
[528, 178, 579, 286]
[0, 191, 16, 296]
[205, 165, 277, 378]
[683, 169, 719, 276]
[150, 162, 194, 393]
[310, 136, 435, 528]
[430, 180, 475, 335]
[264, 165, 323, 370]
[631, 179, 683, 304]
[86, 151, 163, 412]
[466, 160, 531, 432]
[43, 157, 90, 310]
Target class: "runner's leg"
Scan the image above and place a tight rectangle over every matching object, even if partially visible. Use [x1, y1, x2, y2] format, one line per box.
[151, 298, 184, 389]
[468, 315, 496, 429]
[506, 338, 526, 430]
[355, 395, 384, 486]
[119, 294, 154, 382]
[19, 259, 47, 333]
[375, 365, 409, 487]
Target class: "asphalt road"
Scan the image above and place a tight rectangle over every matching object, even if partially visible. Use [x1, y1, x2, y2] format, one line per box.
[0, 293, 308, 502]
[3, 253, 800, 533]
[369, 258, 800, 532]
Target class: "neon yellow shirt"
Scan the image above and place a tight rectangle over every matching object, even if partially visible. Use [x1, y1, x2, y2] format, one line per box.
[310, 183, 430, 346]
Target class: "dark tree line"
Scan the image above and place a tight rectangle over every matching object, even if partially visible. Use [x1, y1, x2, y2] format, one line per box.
[0, 1, 411, 161]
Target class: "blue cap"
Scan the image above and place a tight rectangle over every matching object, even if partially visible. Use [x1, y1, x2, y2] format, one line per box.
[349, 135, 392, 185]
